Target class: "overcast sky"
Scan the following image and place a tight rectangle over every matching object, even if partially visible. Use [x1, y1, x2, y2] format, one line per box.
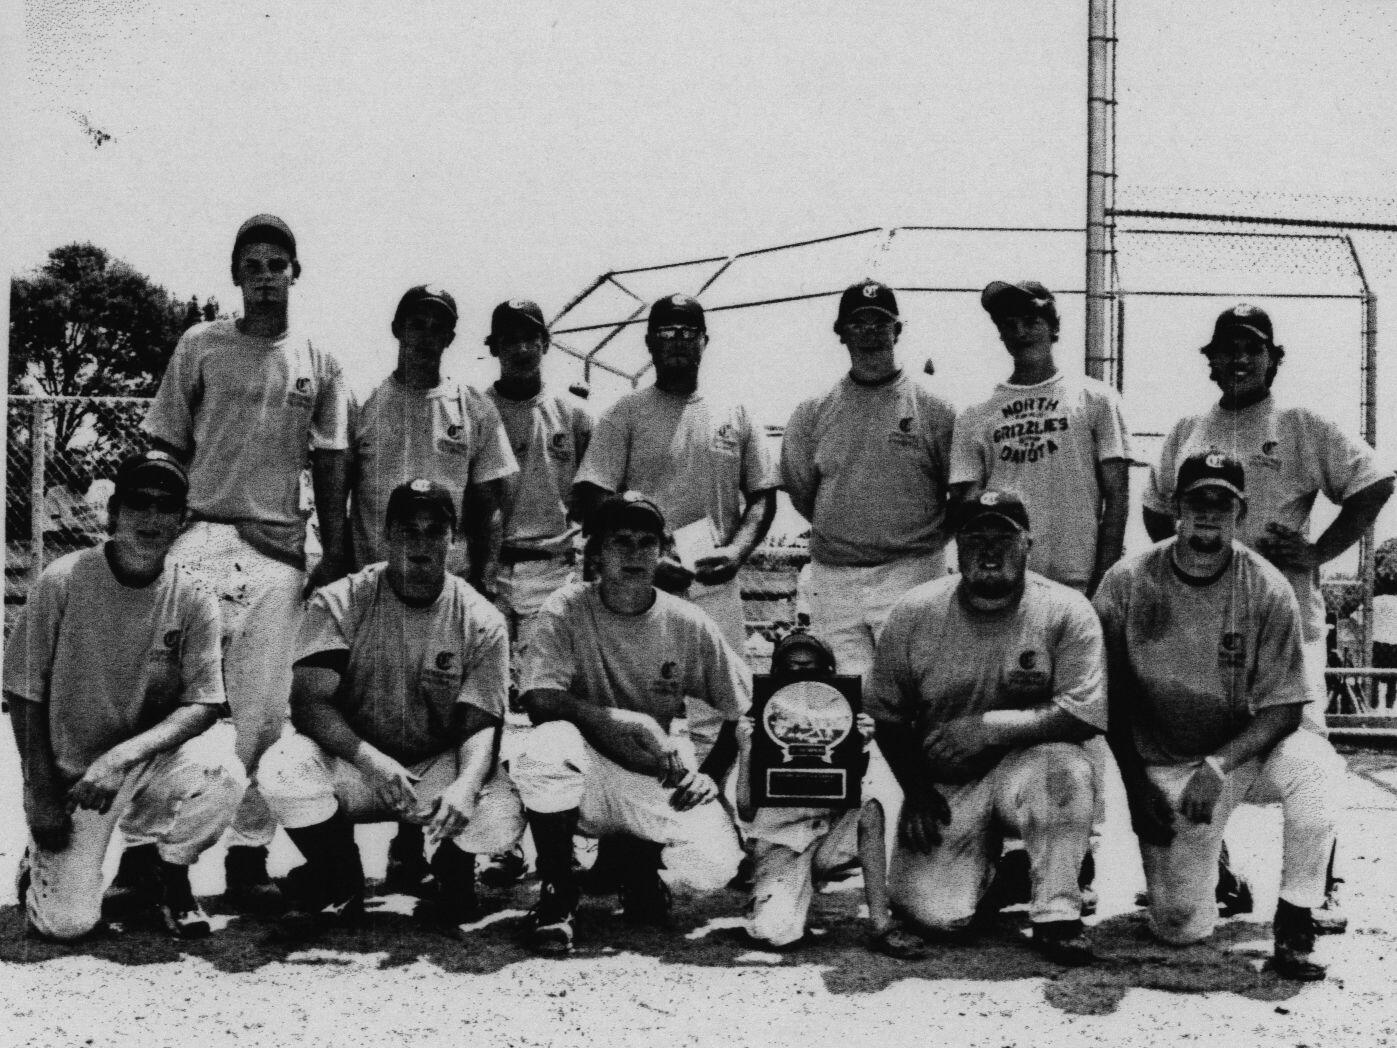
[5, 1, 1397, 542]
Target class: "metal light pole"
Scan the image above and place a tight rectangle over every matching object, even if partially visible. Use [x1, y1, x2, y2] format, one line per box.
[1085, 0, 1120, 388]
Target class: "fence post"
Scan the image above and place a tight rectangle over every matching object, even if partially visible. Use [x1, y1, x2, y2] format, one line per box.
[28, 400, 48, 589]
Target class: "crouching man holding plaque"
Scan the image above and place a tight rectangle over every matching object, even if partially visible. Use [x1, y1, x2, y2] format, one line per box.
[737, 633, 923, 957]
[866, 490, 1107, 966]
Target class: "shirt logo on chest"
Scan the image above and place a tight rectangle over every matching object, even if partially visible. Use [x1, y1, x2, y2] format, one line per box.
[286, 376, 315, 409]
[436, 651, 458, 672]
[1218, 632, 1246, 668]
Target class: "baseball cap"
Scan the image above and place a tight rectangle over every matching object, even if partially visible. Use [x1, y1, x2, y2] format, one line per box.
[487, 299, 547, 344]
[230, 214, 297, 279]
[384, 478, 458, 530]
[648, 294, 706, 333]
[1204, 303, 1274, 350]
[956, 489, 1031, 534]
[115, 450, 188, 498]
[981, 281, 1059, 326]
[588, 491, 667, 539]
[836, 279, 899, 326]
[393, 284, 458, 331]
[771, 632, 836, 675]
[1176, 452, 1246, 502]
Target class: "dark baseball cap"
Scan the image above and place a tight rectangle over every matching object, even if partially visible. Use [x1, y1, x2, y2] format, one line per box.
[982, 280, 1058, 322]
[487, 299, 548, 344]
[771, 632, 836, 675]
[1204, 303, 1274, 350]
[393, 284, 458, 331]
[230, 214, 297, 279]
[956, 489, 1031, 534]
[1176, 452, 1246, 502]
[648, 294, 706, 333]
[836, 280, 899, 326]
[115, 450, 188, 498]
[589, 491, 667, 538]
[384, 478, 458, 530]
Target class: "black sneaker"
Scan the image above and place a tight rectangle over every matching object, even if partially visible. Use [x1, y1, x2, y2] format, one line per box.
[527, 881, 577, 955]
[478, 847, 529, 890]
[620, 871, 672, 927]
[224, 845, 272, 905]
[273, 891, 365, 944]
[112, 843, 159, 893]
[1031, 920, 1096, 967]
[1271, 900, 1326, 981]
[154, 860, 212, 940]
[1216, 858, 1254, 918]
[383, 824, 430, 897]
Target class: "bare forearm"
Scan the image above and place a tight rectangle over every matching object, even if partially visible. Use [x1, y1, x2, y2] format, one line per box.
[291, 695, 369, 764]
[521, 688, 672, 777]
[8, 697, 64, 792]
[464, 481, 505, 594]
[980, 703, 1096, 749]
[1210, 704, 1302, 774]
[103, 704, 218, 770]
[729, 491, 776, 561]
[875, 721, 929, 796]
[1313, 479, 1393, 566]
[451, 724, 498, 800]
[1091, 475, 1130, 592]
[311, 449, 350, 561]
[698, 719, 738, 782]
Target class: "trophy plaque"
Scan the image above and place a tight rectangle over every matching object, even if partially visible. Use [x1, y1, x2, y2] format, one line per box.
[749, 673, 862, 807]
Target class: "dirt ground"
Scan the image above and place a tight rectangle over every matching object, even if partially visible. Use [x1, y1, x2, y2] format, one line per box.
[1, 742, 1395, 1048]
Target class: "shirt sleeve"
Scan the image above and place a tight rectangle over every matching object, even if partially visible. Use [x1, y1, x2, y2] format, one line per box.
[310, 347, 350, 452]
[1309, 411, 1392, 504]
[1049, 593, 1108, 731]
[519, 589, 579, 695]
[178, 584, 226, 707]
[574, 400, 630, 494]
[778, 402, 817, 519]
[1248, 565, 1311, 712]
[1143, 419, 1186, 517]
[921, 396, 955, 493]
[141, 330, 200, 453]
[468, 393, 520, 486]
[458, 605, 510, 720]
[948, 407, 989, 488]
[295, 581, 353, 663]
[864, 600, 915, 725]
[737, 405, 780, 497]
[1093, 385, 1133, 464]
[690, 618, 752, 720]
[1, 566, 67, 704]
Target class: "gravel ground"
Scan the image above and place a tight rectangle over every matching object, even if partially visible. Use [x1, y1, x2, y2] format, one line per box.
[1, 744, 1395, 1048]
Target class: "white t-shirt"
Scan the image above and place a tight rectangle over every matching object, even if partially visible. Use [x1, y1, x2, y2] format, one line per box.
[349, 375, 518, 568]
[520, 581, 751, 731]
[297, 564, 508, 765]
[866, 572, 1106, 784]
[143, 319, 349, 564]
[950, 371, 1131, 590]
[781, 372, 956, 567]
[576, 386, 779, 545]
[3, 545, 225, 779]
[485, 386, 592, 555]
[1145, 396, 1391, 641]
[1094, 542, 1309, 765]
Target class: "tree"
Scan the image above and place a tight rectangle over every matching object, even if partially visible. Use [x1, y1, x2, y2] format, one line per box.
[7, 243, 225, 539]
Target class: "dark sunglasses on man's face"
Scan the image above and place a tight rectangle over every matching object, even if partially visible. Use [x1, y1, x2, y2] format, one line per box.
[121, 491, 185, 514]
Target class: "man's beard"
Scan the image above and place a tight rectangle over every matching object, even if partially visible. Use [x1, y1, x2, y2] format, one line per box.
[1186, 533, 1224, 555]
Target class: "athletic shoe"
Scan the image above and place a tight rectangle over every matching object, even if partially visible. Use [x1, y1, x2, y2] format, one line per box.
[1313, 880, 1348, 935]
[1030, 920, 1096, 967]
[870, 925, 930, 960]
[1215, 855, 1254, 918]
[478, 847, 529, 890]
[153, 860, 212, 940]
[527, 881, 577, 955]
[1271, 900, 1326, 981]
[112, 843, 159, 892]
[383, 824, 429, 897]
[619, 870, 672, 927]
[273, 891, 365, 944]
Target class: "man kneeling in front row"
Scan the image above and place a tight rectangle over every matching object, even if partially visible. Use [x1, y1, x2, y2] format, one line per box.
[1095, 453, 1342, 980]
[258, 479, 522, 937]
[867, 490, 1105, 965]
[510, 493, 748, 954]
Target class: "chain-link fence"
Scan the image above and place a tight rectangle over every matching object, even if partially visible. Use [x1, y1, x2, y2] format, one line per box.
[6, 395, 151, 611]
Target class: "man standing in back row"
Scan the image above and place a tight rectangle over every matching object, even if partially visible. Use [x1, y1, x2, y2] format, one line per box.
[143, 214, 351, 899]
[781, 279, 957, 678]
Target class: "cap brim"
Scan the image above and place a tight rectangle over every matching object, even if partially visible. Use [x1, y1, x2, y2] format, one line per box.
[981, 282, 1039, 316]
[1180, 479, 1246, 501]
[957, 510, 1027, 534]
[1206, 323, 1270, 348]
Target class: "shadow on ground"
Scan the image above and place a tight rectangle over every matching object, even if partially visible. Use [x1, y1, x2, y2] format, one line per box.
[0, 874, 1310, 1015]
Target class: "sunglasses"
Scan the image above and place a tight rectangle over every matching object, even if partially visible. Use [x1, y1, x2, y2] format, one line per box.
[121, 491, 185, 514]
